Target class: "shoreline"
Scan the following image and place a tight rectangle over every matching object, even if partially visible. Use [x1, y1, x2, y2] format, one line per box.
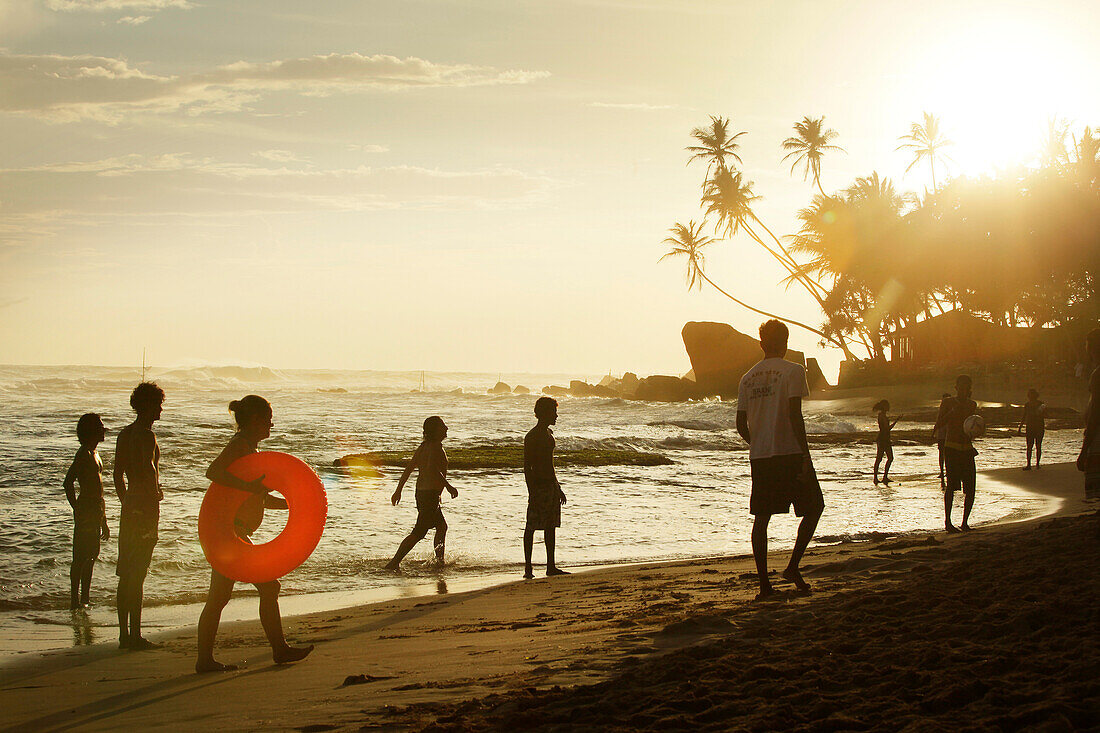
[3, 462, 1090, 730]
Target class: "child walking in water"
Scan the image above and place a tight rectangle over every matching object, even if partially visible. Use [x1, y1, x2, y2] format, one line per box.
[195, 395, 313, 673]
[872, 400, 899, 485]
[63, 413, 109, 609]
[1018, 389, 1046, 470]
[385, 416, 459, 570]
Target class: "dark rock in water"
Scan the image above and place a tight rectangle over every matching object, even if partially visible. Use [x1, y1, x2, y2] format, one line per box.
[512, 385, 530, 395]
[633, 375, 697, 402]
[592, 384, 619, 398]
[682, 321, 805, 398]
[543, 385, 569, 397]
[806, 358, 831, 391]
[447, 387, 463, 395]
[488, 381, 511, 394]
[569, 380, 597, 397]
[620, 372, 640, 397]
[597, 374, 617, 387]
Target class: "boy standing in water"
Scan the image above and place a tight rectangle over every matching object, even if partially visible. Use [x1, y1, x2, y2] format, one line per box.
[933, 375, 978, 533]
[523, 397, 568, 578]
[63, 413, 109, 609]
[1018, 389, 1045, 470]
[114, 382, 165, 650]
[736, 319, 824, 600]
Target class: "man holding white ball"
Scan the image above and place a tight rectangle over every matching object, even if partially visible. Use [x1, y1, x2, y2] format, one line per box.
[933, 375, 980, 533]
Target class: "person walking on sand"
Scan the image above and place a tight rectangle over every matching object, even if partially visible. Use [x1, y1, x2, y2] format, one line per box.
[524, 397, 568, 578]
[114, 382, 164, 650]
[872, 400, 899, 486]
[385, 416, 459, 571]
[736, 320, 824, 600]
[1078, 328, 1100, 500]
[64, 413, 110, 610]
[933, 376, 978, 533]
[196, 395, 313, 673]
[1018, 389, 1046, 470]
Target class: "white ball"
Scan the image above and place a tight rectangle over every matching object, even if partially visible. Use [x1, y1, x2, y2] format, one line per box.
[963, 414, 985, 439]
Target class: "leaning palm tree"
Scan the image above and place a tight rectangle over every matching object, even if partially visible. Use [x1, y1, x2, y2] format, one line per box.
[660, 221, 837, 345]
[659, 220, 714, 290]
[896, 112, 953, 191]
[781, 116, 845, 197]
[685, 116, 746, 182]
[1040, 116, 1071, 169]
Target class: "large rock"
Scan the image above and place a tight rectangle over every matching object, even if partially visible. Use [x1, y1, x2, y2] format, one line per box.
[512, 385, 531, 395]
[620, 372, 640, 397]
[681, 321, 805, 398]
[806, 358, 831, 391]
[633, 375, 697, 402]
[488, 381, 512, 394]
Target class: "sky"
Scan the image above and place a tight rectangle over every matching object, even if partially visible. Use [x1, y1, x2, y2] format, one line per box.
[1, 0, 1098, 378]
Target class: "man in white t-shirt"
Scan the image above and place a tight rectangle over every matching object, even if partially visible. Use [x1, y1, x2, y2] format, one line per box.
[736, 319, 824, 599]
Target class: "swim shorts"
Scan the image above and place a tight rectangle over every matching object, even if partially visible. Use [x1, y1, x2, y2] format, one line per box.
[749, 454, 825, 517]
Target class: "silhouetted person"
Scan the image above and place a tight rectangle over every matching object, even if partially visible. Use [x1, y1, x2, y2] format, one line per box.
[872, 400, 899, 486]
[1019, 389, 1046, 470]
[1079, 328, 1100, 500]
[524, 397, 568, 578]
[196, 395, 313, 673]
[385, 416, 459, 571]
[114, 382, 164, 650]
[934, 392, 950, 489]
[933, 375, 978, 532]
[64, 413, 109, 610]
[736, 320, 824, 599]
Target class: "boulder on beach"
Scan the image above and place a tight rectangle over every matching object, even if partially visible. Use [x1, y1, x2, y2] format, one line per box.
[682, 321, 805, 398]
[633, 375, 697, 402]
[513, 385, 531, 395]
[489, 381, 511, 394]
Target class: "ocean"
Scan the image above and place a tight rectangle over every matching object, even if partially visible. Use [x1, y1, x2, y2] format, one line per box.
[0, 365, 1078, 657]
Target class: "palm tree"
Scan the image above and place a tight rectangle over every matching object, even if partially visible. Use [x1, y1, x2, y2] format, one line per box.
[659, 221, 714, 290]
[660, 221, 838, 345]
[1040, 116, 1071, 169]
[896, 112, 953, 191]
[686, 116, 746, 182]
[781, 116, 845, 197]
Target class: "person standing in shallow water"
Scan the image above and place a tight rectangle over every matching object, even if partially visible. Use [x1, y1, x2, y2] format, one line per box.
[736, 320, 824, 600]
[872, 400, 899, 486]
[114, 382, 164, 650]
[64, 413, 109, 610]
[933, 375, 978, 533]
[1078, 328, 1100, 500]
[1018, 389, 1045, 470]
[385, 416, 459, 570]
[196, 395, 313, 673]
[524, 397, 568, 578]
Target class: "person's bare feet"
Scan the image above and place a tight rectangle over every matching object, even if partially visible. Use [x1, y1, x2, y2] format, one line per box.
[881, 478, 892, 486]
[523, 567, 534, 579]
[782, 567, 811, 592]
[546, 567, 570, 576]
[961, 523, 972, 532]
[118, 636, 129, 650]
[754, 585, 777, 601]
[273, 644, 314, 665]
[128, 637, 160, 651]
[873, 477, 880, 485]
[195, 659, 239, 674]
[384, 560, 400, 572]
[945, 522, 960, 534]
[1023, 465, 1031, 471]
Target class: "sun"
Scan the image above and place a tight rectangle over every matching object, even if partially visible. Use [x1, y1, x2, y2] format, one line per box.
[904, 17, 1086, 178]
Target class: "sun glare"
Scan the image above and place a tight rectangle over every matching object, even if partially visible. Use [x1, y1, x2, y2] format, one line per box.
[909, 18, 1084, 177]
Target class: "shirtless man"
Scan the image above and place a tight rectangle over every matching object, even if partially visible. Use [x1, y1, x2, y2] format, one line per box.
[63, 413, 109, 609]
[114, 382, 165, 650]
[1079, 328, 1100, 500]
[736, 320, 824, 600]
[933, 375, 978, 532]
[523, 397, 568, 578]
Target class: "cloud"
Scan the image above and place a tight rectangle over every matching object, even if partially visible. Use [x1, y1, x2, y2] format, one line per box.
[253, 149, 303, 164]
[0, 52, 550, 122]
[0, 154, 561, 220]
[47, 0, 192, 11]
[348, 143, 389, 153]
[588, 102, 677, 110]
[117, 15, 150, 24]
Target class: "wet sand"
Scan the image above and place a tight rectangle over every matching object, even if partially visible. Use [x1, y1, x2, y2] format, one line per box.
[2, 463, 1094, 731]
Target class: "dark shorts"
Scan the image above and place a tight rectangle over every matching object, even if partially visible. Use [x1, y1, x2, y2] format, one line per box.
[413, 492, 445, 532]
[1025, 429, 1045, 443]
[944, 447, 977, 496]
[526, 483, 561, 530]
[116, 507, 160, 579]
[73, 510, 102, 563]
[750, 454, 825, 517]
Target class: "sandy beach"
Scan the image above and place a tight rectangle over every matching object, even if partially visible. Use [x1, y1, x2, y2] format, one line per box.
[1, 462, 1094, 731]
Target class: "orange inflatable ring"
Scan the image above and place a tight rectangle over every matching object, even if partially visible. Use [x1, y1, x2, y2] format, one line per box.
[198, 451, 327, 584]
